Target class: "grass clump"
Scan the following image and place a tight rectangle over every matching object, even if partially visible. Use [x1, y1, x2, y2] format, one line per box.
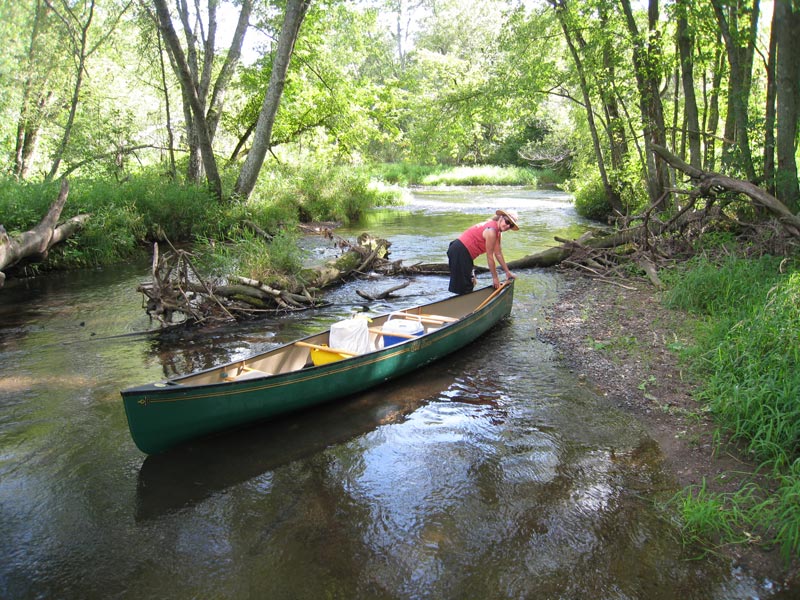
[663, 253, 800, 561]
[669, 479, 764, 555]
[195, 227, 304, 286]
[373, 163, 442, 186]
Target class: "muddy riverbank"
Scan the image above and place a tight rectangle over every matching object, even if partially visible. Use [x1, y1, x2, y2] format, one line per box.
[540, 272, 800, 594]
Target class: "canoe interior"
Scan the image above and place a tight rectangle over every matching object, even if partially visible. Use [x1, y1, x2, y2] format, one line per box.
[167, 285, 497, 388]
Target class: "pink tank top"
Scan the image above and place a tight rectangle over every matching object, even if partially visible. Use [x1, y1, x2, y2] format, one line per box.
[458, 220, 499, 259]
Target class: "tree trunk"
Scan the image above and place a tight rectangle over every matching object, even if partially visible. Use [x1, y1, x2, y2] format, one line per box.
[711, 0, 759, 182]
[178, 0, 206, 182]
[15, 92, 49, 181]
[14, 0, 50, 181]
[156, 27, 177, 178]
[0, 180, 90, 287]
[619, 0, 670, 211]
[45, 0, 96, 181]
[234, 0, 311, 200]
[704, 45, 724, 172]
[153, 0, 223, 200]
[44, 0, 132, 181]
[676, 1, 701, 169]
[762, 0, 778, 196]
[598, 7, 629, 173]
[550, 0, 624, 215]
[206, 0, 253, 144]
[774, 0, 800, 212]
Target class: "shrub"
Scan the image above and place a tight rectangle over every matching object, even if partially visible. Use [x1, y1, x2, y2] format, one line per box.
[572, 176, 611, 221]
[254, 163, 400, 224]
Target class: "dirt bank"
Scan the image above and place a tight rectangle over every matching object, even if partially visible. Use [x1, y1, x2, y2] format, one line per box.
[539, 273, 799, 595]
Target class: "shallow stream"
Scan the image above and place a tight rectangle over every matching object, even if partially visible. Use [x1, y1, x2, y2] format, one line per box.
[0, 187, 777, 598]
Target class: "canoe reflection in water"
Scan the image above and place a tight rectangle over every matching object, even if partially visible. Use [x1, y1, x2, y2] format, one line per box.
[135, 369, 457, 520]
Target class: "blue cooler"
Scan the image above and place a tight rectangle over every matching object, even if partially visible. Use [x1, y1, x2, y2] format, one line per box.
[381, 316, 424, 347]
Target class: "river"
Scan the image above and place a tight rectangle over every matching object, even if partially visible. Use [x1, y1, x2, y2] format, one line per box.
[0, 187, 778, 598]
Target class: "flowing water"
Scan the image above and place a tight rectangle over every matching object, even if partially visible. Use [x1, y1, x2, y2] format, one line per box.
[0, 187, 779, 598]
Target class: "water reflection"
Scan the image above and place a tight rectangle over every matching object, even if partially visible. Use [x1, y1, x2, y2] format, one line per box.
[146, 323, 277, 378]
[136, 368, 456, 519]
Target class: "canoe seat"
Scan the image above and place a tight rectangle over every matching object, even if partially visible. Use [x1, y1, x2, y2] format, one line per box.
[222, 366, 271, 381]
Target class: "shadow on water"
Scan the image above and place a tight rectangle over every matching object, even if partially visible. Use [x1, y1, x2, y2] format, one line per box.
[135, 367, 457, 520]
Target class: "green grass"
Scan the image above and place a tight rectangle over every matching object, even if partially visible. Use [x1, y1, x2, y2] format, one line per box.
[372, 163, 442, 186]
[420, 165, 538, 186]
[668, 478, 763, 554]
[373, 163, 542, 187]
[662, 254, 800, 561]
[194, 227, 304, 285]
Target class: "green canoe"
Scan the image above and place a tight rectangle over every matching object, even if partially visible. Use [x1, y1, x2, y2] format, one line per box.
[121, 281, 514, 454]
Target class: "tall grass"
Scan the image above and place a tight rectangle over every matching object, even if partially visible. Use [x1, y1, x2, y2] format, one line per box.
[0, 178, 64, 231]
[663, 254, 800, 560]
[373, 163, 442, 186]
[671, 479, 760, 552]
[194, 228, 304, 285]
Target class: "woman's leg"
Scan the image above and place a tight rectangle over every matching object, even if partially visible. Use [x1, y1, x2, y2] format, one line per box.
[447, 240, 475, 294]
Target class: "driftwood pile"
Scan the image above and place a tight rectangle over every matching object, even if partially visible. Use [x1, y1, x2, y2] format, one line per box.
[138, 231, 443, 326]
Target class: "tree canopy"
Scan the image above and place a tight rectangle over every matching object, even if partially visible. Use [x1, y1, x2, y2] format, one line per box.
[0, 0, 797, 211]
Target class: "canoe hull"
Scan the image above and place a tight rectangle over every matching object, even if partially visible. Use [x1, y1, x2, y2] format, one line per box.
[121, 283, 513, 454]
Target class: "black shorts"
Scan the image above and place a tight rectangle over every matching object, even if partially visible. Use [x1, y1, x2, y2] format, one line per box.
[447, 239, 474, 294]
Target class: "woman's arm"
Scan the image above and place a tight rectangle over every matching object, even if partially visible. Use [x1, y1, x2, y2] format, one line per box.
[483, 228, 502, 288]
[487, 230, 516, 284]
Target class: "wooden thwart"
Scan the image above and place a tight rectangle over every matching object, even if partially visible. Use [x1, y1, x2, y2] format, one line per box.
[392, 312, 456, 325]
[368, 327, 419, 340]
[295, 340, 358, 357]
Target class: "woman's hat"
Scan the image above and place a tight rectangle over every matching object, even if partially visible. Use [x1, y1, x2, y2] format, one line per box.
[496, 209, 520, 230]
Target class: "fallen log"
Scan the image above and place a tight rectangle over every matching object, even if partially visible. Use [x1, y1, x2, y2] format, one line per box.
[356, 280, 410, 301]
[0, 179, 90, 287]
